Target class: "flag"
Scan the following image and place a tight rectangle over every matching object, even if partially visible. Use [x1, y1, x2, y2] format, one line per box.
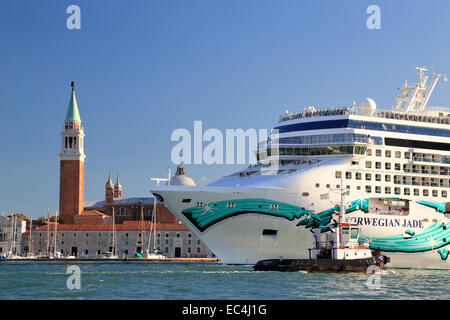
[320, 193, 329, 200]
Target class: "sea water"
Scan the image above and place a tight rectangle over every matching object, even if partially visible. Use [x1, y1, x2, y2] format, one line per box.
[0, 261, 448, 300]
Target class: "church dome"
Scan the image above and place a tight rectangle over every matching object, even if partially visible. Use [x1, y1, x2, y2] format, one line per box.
[169, 162, 196, 186]
[170, 175, 196, 186]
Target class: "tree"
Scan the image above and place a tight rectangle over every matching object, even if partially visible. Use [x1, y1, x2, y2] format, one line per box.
[15, 213, 30, 221]
[6, 213, 30, 220]
[37, 216, 59, 222]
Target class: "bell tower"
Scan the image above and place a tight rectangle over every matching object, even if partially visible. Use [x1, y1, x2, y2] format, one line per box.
[114, 175, 122, 199]
[59, 82, 86, 224]
[105, 172, 114, 204]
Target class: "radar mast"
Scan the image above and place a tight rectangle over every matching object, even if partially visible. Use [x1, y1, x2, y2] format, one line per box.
[393, 66, 446, 113]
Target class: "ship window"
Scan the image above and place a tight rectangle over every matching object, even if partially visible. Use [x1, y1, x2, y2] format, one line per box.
[442, 191, 447, 198]
[365, 161, 372, 169]
[351, 228, 358, 239]
[395, 187, 401, 195]
[302, 192, 309, 197]
[395, 163, 401, 171]
[385, 150, 391, 158]
[432, 190, 438, 197]
[385, 163, 391, 170]
[182, 198, 191, 203]
[262, 229, 278, 236]
[316, 183, 320, 188]
[375, 162, 381, 169]
[335, 171, 341, 178]
[375, 174, 381, 181]
[342, 227, 349, 235]
[404, 188, 410, 196]
[365, 186, 371, 193]
[404, 152, 411, 159]
[270, 204, 279, 210]
[385, 187, 391, 194]
[367, 149, 372, 156]
[375, 186, 381, 194]
[226, 202, 236, 208]
[385, 175, 391, 182]
[196, 202, 203, 207]
[414, 189, 419, 196]
[376, 150, 382, 157]
[395, 151, 401, 158]
[345, 172, 352, 179]
[355, 172, 361, 180]
[423, 190, 429, 197]
[326, 184, 330, 188]
[365, 173, 371, 181]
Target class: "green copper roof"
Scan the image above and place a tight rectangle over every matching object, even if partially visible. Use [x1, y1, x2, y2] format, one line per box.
[65, 88, 81, 122]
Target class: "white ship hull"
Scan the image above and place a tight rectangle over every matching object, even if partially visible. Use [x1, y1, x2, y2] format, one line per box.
[152, 183, 449, 269]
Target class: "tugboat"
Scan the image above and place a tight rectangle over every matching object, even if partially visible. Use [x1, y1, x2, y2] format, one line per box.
[254, 185, 390, 272]
[254, 222, 389, 272]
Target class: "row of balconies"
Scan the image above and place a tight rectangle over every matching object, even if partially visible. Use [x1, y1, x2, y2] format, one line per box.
[393, 180, 450, 188]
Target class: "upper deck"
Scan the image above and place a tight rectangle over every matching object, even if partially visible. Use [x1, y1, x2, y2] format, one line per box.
[274, 108, 450, 140]
[279, 107, 450, 126]
[276, 66, 450, 137]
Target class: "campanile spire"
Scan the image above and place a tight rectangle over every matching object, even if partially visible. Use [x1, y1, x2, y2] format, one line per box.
[59, 81, 86, 224]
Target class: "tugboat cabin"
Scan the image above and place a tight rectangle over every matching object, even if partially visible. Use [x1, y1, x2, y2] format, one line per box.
[310, 222, 371, 260]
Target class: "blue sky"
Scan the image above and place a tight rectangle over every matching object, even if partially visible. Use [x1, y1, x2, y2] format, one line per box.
[1, 1, 450, 218]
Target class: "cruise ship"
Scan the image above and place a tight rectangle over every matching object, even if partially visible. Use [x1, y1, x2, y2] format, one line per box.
[152, 67, 450, 269]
